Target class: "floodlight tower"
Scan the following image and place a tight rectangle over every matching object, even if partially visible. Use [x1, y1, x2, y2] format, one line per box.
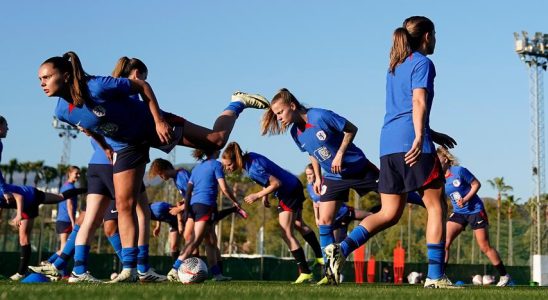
[514, 31, 548, 256]
[52, 116, 79, 165]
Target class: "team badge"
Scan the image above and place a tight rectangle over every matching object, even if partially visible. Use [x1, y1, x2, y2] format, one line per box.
[92, 105, 106, 117]
[314, 146, 332, 162]
[449, 191, 462, 201]
[320, 184, 327, 195]
[452, 179, 461, 187]
[99, 122, 119, 135]
[316, 130, 327, 141]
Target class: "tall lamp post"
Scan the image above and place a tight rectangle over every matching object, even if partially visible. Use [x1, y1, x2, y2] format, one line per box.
[514, 31, 547, 257]
[51, 116, 79, 165]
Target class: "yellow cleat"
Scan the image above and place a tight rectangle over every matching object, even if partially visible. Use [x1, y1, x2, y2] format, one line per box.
[316, 276, 329, 286]
[292, 272, 313, 284]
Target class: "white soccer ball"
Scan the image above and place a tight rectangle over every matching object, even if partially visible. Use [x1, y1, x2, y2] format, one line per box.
[472, 274, 483, 285]
[178, 257, 208, 284]
[407, 271, 421, 284]
[482, 275, 495, 285]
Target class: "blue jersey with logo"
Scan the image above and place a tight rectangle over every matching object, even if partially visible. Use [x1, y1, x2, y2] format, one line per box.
[57, 182, 77, 222]
[0, 141, 6, 195]
[188, 159, 224, 206]
[290, 108, 369, 180]
[243, 152, 300, 200]
[54, 76, 160, 151]
[445, 166, 483, 214]
[174, 168, 191, 196]
[380, 51, 436, 156]
[0, 184, 35, 209]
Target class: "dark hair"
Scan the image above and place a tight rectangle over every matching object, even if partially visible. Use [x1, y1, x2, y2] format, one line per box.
[112, 56, 148, 78]
[42, 51, 90, 106]
[221, 141, 245, 172]
[66, 165, 80, 177]
[261, 88, 307, 136]
[389, 16, 435, 73]
[148, 158, 174, 178]
[191, 149, 217, 161]
[0, 115, 6, 126]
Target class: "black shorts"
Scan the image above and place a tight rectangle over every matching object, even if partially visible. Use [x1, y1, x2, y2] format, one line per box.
[112, 144, 150, 174]
[333, 206, 355, 229]
[448, 210, 489, 230]
[276, 184, 305, 213]
[190, 203, 217, 223]
[87, 164, 115, 199]
[378, 153, 443, 194]
[56, 221, 73, 234]
[160, 215, 179, 232]
[320, 162, 379, 202]
[103, 200, 118, 222]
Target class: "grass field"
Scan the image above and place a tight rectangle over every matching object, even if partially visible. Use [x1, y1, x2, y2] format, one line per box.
[1, 281, 546, 300]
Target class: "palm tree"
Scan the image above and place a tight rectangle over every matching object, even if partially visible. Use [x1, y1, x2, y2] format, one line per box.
[487, 177, 513, 251]
[505, 195, 519, 266]
[7, 158, 19, 184]
[41, 166, 58, 191]
[32, 160, 44, 187]
[56, 164, 69, 190]
[0, 164, 8, 180]
[19, 161, 33, 186]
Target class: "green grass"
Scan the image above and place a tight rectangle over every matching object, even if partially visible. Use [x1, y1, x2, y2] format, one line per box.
[0, 281, 546, 300]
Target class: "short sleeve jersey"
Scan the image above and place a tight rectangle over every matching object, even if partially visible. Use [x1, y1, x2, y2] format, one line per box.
[57, 182, 77, 222]
[380, 51, 436, 156]
[445, 166, 484, 214]
[290, 108, 368, 180]
[174, 169, 191, 196]
[188, 159, 224, 206]
[243, 152, 301, 199]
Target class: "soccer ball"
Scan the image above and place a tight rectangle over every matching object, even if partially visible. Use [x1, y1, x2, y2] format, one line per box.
[178, 257, 208, 284]
[472, 274, 483, 285]
[482, 275, 495, 285]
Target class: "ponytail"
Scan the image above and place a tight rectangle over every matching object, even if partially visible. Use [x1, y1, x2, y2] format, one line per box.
[260, 88, 306, 136]
[221, 142, 245, 171]
[42, 51, 90, 107]
[388, 16, 435, 73]
[112, 56, 148, 78]
[191, 149, 217, 161]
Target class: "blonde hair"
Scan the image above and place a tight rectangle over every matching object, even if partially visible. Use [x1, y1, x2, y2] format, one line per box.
[436, 146, 459, 166]
[148, 158, 174, 178]
[112, 56, 148, 78]
[389, 16, 434, 73]
[260, 88, 306, 136]
[221, 142, 245, 172]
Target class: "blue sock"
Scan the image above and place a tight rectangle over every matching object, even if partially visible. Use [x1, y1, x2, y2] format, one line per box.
[340, 225, 370, 257]
[137, 245, 150, 273]
[121, 247, 138, 269]
[73, 245, 90, 275]
[107, 233, 123, 261]
[224, 101, 245, 117]
[62, 225, 79, 257]
[210, 264, 221, 276]
[48, 253, 59, 263]
[318, 224, 334, 263]
[172, 259, 183, 271]
[427, 242, 445, 280]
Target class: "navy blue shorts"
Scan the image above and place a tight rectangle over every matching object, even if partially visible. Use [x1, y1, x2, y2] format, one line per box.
[157, 215, 179, 232]
[276, 183, 305, 213]
[378, 153, 443, 194]
[320, 162, 379, 202]
[333, 206, 355, 229]
[112, 144, 150, 174]
[103, 200, 118, 222]
[448, 209, 489, 230]
[87, 164, 115, 199]
[21, 188, 43, 219]
[190, 203, 217, 223]
[56, 221, 73, 234]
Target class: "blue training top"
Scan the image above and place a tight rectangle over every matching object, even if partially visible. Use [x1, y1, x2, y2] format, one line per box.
[0, 184, 36, 209]
[445, 166, 484, 214]
[243, 152, 301, 200]
[175, 168, 191, 197]
[188, 159, 224, 206]
[290, 108, 369, 180]
[57, 182, 77, 222]
[380, 51, 436, 157]
[89, 139, 113, 165]
[150, 201, 172, 221]
[54, 76, 161, 151]
[0, 141, 6, 196]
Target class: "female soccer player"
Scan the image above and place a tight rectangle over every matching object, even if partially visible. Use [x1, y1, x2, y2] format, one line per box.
[322, 17, 458, 287]
[437, 147, 511, 286]
[168, 149, 242, 282]
[221, 142, 323, 284]
[38, 51, 268, 281]
[54, 166, 81, 266]
[150, 201, 184, 259]
[0, 184, 85, 280]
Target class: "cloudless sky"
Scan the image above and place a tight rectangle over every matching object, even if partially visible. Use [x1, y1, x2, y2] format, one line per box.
[1, 1, 546, 202]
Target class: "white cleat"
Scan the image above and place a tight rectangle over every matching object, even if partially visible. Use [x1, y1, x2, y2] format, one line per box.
[424, 275, 462, 289]
[68, 271, 103, 284]
[212, 274, 232, 281]
[138, 268, 167, 282]
[325, 243, 345, 285]
[167, 268, 179, 282]
[29, 264, 61, 277]
[231, 91, 269, 109]
[496, 274, 512, 287]
[9, 273, 24, 281]
[108, 268, 138, 283]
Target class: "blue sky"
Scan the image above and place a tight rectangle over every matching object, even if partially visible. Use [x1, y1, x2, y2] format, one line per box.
[1, 1, 546, 202]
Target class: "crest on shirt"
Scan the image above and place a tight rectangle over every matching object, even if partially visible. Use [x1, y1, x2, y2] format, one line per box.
[449, 191, 462, 201]
[452, 179, 461, 187]
[320, 184, 327, 195]
[316, 130, 327, 141]
[99, 122, 119, 135]
[314, 146, 332, 162]
[92, 105, 106, 117]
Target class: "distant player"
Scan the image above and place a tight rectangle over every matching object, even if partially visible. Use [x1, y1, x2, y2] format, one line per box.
[437, 146, 511, 286]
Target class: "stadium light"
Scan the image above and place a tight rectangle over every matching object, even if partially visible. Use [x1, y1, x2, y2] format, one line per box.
[51, 116, 79, 165]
